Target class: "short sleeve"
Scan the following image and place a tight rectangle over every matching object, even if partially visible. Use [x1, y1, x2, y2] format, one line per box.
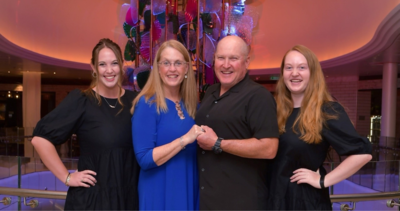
[247, 87, 279, 139]
[131, 96, 158, 170]
[322, 102, 372, 156]
[32, 89, 86, 145]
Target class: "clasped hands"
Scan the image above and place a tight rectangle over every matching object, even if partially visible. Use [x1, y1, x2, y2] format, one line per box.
[195, 125, 218, 150]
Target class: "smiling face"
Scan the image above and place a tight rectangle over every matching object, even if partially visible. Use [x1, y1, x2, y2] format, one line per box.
[158, 47, 188, 92]
[214, 36, 250, 93]
[93, 47, 121, 91]
[283, 50, 310, 99]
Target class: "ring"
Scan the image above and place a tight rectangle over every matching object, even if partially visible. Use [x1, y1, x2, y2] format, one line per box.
[81, 179, 83, 183]
[200, 128, 205, 132]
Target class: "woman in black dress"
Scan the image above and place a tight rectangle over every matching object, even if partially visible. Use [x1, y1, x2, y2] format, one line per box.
[31, 38, 139, 210]
[267, 45, 372, 210]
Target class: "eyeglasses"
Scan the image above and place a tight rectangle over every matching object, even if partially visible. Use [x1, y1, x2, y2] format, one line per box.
[158, 61, 187, 68]
[175, 101, 185, 120]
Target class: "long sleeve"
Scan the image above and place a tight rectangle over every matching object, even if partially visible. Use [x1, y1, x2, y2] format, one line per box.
[131, 96, 159, 170]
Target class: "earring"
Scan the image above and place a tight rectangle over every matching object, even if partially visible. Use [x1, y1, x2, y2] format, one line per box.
[184, 74, 187, 79]
[92, 72, 97, 78]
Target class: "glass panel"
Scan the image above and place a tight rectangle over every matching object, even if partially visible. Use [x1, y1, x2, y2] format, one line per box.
[327, 160, 400, 211]
[0, 155, 78, 210]
[18, 157, 78, 210]
[0, 155, 19, 210]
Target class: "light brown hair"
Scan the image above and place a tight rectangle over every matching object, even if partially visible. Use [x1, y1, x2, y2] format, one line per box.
[130, 40, 197, 118]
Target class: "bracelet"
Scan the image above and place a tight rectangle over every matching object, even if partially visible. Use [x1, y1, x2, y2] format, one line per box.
[65, 172, 71, 186]
[180, 137, 185, 149]
[319, 174, 326, 189]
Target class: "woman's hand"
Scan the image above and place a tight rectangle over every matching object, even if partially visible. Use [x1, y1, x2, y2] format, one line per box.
[67, 170, 97, 187]
[290, 168, 322, 189]
[182, 124, 204, 145]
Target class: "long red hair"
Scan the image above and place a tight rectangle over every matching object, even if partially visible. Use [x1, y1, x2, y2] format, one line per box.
[275, 45, 337, 144]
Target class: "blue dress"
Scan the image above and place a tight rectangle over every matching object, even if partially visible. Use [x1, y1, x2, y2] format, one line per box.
[132, 96, 199, 210]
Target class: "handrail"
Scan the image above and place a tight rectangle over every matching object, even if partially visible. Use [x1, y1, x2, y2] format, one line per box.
[0, 187, 66, 200]
[0, 187, 399, 202]
[330, 191, 400, 202]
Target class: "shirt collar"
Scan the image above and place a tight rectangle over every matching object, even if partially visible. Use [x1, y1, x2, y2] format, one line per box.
[211, 72, 250, 98]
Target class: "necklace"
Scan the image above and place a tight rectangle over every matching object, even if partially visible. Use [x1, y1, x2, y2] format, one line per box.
[102, 96, 118, 108]
[175, 101, 185, 120]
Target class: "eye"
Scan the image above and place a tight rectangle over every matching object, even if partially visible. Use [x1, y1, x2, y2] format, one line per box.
[99, 63, 105, 66]
[230, 57, 238, 61]
[285, 66, 292, 70]
[112, 61, 119, 65]
[175, 61, 183, 67]
[217, 56, 224, 60]
[163, 61, 170, 66]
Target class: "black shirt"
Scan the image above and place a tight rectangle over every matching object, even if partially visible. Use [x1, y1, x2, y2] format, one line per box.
[33, 89, 140, 210]
[267, 103, 372, 210]
[196, 73, 279, 210]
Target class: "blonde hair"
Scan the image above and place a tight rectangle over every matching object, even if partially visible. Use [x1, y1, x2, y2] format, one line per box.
[84, 38, 125, 113]
[275, 45, 337, 144]
[130, 40, 197, 118]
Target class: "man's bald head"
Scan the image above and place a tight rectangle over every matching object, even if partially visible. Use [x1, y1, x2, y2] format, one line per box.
[213, 35, 251, 94]
[216, 36, 250, 57]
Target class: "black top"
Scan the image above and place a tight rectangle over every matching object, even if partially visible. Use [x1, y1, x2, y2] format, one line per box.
[33, 89, 140, 210]
[267, 102, 372, 210]
[195, 74, 279, 210]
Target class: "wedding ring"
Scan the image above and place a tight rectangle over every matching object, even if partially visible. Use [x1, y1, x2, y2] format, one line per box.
[200, 128, 205, 132]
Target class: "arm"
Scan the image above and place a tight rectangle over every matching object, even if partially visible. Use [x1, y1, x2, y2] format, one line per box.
[152, 125, 203, 166]
[291, 102, 372, 188]
[132, 98, 203, 169]
[31, 136, 96, 187]
[324, 154, 372, 187]
[291, 154, 372, 188]
[197, 126, 278, 159]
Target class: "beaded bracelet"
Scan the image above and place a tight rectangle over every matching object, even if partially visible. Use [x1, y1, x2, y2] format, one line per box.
[180, 137, 185, 149]
[320, 174, 326, 189]
[65, 172, 71, 186]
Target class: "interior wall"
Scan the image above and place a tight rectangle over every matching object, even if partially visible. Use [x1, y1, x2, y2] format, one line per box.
[357, 91, 372, 137]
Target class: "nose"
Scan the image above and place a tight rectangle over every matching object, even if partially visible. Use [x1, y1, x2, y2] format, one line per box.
[106, 65, 113, 73]
[168, 63, 177, 71]
[105, 64, 114, 73]
[222, 59, 230, 68]
[291, 68, 299, 76]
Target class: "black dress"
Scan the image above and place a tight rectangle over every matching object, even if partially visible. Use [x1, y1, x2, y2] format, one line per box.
[33, 89, 140, 210]
[267, 102, 372, 210]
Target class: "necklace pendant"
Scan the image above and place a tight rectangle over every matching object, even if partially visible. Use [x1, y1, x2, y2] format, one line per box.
[109, 105, 116, 108]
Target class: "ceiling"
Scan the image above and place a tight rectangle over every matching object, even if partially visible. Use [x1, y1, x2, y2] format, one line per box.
[0, 0, 400, 85]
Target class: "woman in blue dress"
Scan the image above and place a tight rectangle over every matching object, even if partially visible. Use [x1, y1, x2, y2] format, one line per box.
[131, 40, 202, 210]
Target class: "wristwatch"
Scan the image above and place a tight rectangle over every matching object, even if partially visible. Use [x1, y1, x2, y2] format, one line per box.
[212, 137, 223, 154]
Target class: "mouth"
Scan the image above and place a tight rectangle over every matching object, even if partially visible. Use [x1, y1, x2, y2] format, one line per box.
[290, 79, 302, 83]
[167, 74, 179, 78]
[104, 75, 116, 81]
[221, 71, 233, 75]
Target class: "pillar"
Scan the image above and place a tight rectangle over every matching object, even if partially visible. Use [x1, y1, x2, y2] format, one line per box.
[22, 60, 41, 158]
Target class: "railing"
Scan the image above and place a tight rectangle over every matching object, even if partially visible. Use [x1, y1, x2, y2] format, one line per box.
[0, 186, 399, 210]
[0, 155, 77, 210]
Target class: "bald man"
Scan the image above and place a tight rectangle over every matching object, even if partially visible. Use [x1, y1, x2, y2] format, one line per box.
[196, 35, 279, 210]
